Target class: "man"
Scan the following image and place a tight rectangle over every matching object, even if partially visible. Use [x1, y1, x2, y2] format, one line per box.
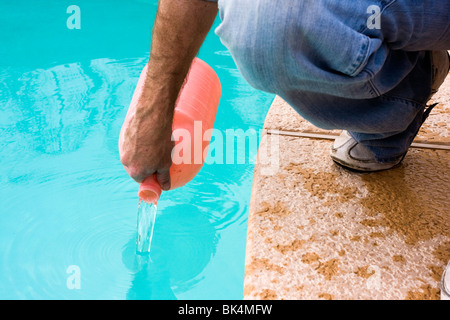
[120, 0, 449, 190]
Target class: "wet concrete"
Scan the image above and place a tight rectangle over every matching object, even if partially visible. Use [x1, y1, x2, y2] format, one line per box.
[244, 70, 450, 300]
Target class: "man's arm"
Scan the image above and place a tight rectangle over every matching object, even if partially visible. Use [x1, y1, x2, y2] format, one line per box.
[120, 0, 218, 190]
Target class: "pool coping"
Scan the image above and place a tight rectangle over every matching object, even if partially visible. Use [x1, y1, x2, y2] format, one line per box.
[243, 72, 450, 300]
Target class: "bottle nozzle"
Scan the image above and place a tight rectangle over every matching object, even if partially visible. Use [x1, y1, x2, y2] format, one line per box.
[138, 174, 162, 204]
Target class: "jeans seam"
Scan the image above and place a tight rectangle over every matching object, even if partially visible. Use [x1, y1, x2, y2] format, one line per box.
[369, 79, 381, 97]
[362, 69, 382, 97]
[347, 37, 371, 77]
[380, 94, 425, 110]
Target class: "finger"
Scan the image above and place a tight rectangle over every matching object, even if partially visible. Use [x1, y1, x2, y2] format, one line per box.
[156, 169, 171, 191]
[124, 165, 152, 184]
[130, 173, 146, 184]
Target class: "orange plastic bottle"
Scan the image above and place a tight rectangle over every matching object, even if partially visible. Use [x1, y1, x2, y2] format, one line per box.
[119, 58, 221, 204]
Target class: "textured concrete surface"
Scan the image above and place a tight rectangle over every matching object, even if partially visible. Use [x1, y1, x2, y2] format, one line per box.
[244, 71, 450, 300]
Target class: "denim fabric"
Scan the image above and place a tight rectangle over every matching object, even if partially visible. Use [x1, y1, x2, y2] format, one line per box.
[214, 0, 450, 161]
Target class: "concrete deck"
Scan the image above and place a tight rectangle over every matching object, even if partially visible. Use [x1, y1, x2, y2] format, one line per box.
[243, 73, 450, 300]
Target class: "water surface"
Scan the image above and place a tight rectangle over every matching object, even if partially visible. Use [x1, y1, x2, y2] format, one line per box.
[0, 0, 275, 299]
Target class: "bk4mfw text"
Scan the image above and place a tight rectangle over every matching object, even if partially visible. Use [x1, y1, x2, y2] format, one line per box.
[178, 304, 273, 317]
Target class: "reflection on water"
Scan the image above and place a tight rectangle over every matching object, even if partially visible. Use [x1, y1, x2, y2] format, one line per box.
[1, 58, 144, 156]
[0, 0, 275, 299]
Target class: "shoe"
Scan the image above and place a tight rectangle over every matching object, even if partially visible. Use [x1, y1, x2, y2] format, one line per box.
[441, 261, 450, 300]
[330, 51, 449, 172]
[330, 131, 404, 172]
[431, 50, 450, 98]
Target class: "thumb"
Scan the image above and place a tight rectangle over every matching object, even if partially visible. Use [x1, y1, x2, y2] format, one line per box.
[156, 169, 171, 191]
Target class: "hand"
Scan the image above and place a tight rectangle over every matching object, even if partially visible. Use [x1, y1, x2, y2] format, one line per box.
[120, 81, 175, 190]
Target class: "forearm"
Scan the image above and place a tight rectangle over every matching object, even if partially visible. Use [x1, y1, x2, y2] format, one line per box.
[121, 0, 218, 185]
[144, 0, 218, 112]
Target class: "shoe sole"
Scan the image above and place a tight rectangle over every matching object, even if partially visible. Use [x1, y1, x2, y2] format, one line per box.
[330, 154, 403, 173]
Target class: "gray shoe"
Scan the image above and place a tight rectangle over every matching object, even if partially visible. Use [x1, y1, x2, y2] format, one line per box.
[331, 51, 449, 172]
[442, 261, 450, 300]
[330, 131, 403, 172]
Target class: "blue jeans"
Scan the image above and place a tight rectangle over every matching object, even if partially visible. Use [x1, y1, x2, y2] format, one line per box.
[214, 0, 450, 162]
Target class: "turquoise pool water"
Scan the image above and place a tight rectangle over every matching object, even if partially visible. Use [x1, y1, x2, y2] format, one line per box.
[0, 0, 274, 299]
